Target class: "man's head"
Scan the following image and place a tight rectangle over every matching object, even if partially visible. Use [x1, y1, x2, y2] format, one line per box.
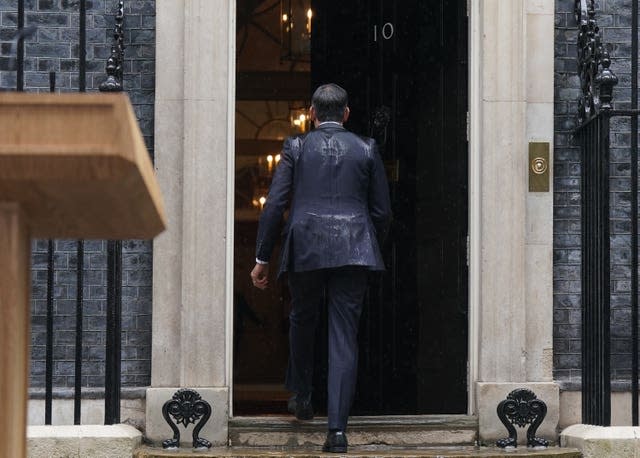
[310, 83, 350, 125]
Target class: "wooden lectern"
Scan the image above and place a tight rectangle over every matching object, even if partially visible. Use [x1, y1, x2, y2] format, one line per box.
[0, 93, 166, 457]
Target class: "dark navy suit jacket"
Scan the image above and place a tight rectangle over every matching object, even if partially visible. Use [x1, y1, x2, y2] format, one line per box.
[255, 123, 392, 275]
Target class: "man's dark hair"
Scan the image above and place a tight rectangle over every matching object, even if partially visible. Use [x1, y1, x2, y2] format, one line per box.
[311, 83, 348, 122]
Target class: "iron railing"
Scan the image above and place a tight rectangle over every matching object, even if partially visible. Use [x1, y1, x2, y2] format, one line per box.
[574, 0, 639, 426]
[9, 0, 126, 425]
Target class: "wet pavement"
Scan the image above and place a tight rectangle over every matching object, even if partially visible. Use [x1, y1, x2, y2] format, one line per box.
[134, 445, 581, 458]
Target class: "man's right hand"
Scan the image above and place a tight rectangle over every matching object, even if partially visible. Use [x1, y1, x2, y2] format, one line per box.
[251, 263, 269, 290]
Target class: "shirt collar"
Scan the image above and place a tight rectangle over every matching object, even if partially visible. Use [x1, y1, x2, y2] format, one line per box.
[318, 121, 343, 127]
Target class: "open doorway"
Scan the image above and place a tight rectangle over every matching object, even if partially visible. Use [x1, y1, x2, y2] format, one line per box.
[233, 0, 311, 414]
[233, 0, 468, 415]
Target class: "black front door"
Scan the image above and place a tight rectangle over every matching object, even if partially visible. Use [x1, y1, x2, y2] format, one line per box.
[311, 0, 468, 414]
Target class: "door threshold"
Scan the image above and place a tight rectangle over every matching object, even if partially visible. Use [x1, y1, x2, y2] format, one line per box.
[230, 414, 477, 428]
[229, 415, 478, 447]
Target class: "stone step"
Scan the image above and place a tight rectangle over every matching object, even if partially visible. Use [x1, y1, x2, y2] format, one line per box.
[228, 415, 478, 448]
[134, 445, 582, 458]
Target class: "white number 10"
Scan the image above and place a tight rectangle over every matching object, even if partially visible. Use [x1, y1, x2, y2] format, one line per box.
[373, 22, 394, 42]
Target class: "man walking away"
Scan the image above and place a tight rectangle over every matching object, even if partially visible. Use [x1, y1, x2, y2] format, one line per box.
[251, 83, 392, 453]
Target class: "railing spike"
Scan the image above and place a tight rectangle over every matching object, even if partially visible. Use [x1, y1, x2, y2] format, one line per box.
[100, 1, 125, 92]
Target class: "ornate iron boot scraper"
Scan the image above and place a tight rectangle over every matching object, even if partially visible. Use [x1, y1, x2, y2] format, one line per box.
[496, 388, 549, 448]
[162, 388, 212, 449]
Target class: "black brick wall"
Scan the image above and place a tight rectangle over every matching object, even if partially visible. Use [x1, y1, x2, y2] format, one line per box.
[555, 0, 637, 386]
[0, 0, 155, 389]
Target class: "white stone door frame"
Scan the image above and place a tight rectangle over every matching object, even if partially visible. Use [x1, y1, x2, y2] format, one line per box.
[147, 0, 235, 445]
[468, 0, 481, 416]
[225, 0, 237, 417]
[468, 0, 558, 443]
[149, 0, 557, 444]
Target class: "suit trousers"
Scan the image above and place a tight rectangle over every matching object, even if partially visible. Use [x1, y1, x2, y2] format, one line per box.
[285, 266, 368, 431]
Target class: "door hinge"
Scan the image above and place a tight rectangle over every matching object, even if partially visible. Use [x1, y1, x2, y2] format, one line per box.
[466, 111, 470, 142]
[466, 235, 470, 267]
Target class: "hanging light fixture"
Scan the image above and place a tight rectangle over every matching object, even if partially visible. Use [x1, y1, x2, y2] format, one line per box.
[290, 106, 310, 133]
[280, 0, 312, 61]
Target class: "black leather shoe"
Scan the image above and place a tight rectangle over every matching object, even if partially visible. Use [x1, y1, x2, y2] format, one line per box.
[322, 431, 348, 453]
[287, 394, 313, 420]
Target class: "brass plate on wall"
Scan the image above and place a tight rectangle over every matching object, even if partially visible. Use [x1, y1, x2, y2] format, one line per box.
[529, 142, 550, 192]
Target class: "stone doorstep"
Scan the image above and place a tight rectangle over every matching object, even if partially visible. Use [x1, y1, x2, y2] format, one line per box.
[133, 445, 581, 458]
[229, 415, 479, 447]
[27, 424, 142, 458]
[560, 424, 640, 458]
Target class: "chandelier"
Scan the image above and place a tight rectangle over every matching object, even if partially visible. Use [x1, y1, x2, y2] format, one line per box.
[280, 0, 312, 61]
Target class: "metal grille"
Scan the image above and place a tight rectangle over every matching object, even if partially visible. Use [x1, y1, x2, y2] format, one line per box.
[576, 113, 612, 425]
[8, 0, 126, 426]
[574, 0, 639, 426]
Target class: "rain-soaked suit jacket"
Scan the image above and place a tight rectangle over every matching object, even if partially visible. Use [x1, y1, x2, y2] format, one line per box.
[255, 122, 392, 276]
